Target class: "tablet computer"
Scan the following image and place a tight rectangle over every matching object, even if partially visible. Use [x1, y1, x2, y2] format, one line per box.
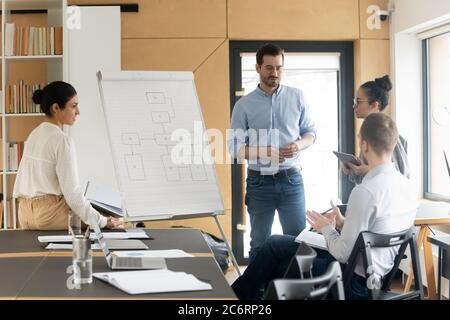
[333, 151, 361, 166]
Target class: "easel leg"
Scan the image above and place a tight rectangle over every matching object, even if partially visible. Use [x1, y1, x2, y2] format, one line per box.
[213, 215, 242, 277]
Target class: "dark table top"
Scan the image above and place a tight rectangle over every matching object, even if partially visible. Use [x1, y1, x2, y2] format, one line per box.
[0, 256, 235, 299]
[0, 228, 211, 255]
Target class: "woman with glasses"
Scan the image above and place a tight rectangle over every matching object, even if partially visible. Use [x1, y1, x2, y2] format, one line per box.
[344, 75, 410, 184]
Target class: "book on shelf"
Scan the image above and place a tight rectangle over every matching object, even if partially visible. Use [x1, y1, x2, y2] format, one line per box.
[54, 26, 63, 55]
[5, 23, 15, 56]
[7, 141, 25, 172]
[46, 28, 51, 55]
[50, 28, 55, 55]
[0, 196, 16, 229]
[4, 23, 63, 56]
[6, 82, 44, 114]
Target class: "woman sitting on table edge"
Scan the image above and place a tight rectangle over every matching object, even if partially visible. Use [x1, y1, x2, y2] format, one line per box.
[13, 81, 122, 230]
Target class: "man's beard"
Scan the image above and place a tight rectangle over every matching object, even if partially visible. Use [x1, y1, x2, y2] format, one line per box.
[262, 76, 279, 88]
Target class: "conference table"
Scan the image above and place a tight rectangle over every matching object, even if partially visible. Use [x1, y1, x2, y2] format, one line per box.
[0, 228, 236, 300]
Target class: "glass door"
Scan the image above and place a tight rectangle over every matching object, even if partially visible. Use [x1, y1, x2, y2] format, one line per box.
[230, 41, 355, 264]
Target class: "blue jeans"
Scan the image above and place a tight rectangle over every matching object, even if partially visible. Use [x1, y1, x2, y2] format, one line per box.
[246, 170, 305, 262]
[231, 235, 370, 300]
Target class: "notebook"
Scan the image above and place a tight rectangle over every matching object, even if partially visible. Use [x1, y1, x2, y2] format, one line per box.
[93, 269, 212, 294]
[295, 229, 328, 251]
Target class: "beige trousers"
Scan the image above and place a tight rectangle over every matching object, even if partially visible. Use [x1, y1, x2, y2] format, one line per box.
[18, 195, 70, 230]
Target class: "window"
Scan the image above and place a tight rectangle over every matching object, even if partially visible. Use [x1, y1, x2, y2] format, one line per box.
[423, 31, 450, 201]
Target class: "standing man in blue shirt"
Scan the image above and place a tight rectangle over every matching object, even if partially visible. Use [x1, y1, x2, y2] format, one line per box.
[228, 43, 317, 262]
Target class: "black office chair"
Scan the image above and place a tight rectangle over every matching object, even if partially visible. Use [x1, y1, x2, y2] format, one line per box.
[264, 261, 345, 300]
[343, 226, 424, 300]
[283, 242, 317, 279]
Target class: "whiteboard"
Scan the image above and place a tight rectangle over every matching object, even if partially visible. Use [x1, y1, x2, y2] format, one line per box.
[97, 71, 225, 221]
[67, 6, 121, 190]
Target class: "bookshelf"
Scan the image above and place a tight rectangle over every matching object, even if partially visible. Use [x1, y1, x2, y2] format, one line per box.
[1, 0, 67, 229]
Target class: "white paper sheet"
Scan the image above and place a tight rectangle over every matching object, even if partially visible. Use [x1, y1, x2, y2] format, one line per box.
[45, 243, 102, 250]
[93, 269, 212, 294]
[38, 232, 148, 243]
[295, 229, 328, 250]
[86, 181, 122, 209]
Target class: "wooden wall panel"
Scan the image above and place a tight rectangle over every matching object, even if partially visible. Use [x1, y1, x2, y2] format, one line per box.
[359, 0, 390, 39]
[194, 40, 231, 210]
[0, 137, 3, 171]
[228, 0, 359, 40]
[70, 0, 227, 38]
[358, 39, 391, 100]
[354, 39, 391, 154]
[121, 39, 225, 71]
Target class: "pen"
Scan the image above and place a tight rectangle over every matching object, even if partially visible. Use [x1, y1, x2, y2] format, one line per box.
[308, 207, 334, 231]
[320, 207, 333, 215]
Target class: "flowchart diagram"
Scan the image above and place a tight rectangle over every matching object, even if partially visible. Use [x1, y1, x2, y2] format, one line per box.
[121, 92, 207, 182]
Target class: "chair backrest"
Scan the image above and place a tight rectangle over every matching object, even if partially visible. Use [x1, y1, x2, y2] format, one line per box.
[284, 242, 317, 279]
[265, 261, 345, 300]
[337, 204, 347, 217]
[343, 226, 424, 300]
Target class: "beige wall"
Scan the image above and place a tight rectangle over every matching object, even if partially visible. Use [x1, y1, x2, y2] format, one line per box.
[68, 0, 391, 242]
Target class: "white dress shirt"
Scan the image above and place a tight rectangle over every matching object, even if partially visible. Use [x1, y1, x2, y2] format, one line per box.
[13, 122, 107, 228]
[321, 162, 417, 278]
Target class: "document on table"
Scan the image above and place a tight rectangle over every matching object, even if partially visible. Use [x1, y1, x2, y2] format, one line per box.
[295, 229, 328, 251]
[46, 243, 102, 250]
[111, 249, 193, 258]
[93, 269, 212, 295]
[38, 232, 149, 243]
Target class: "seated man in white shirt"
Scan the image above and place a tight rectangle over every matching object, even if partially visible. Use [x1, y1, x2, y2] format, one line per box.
[231, 113, 417, 300]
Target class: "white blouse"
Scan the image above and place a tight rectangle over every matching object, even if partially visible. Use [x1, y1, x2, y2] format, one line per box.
[13, 122, 107, 228]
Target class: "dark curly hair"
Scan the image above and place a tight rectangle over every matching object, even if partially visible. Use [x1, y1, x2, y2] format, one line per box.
[360, 75, 393, 111]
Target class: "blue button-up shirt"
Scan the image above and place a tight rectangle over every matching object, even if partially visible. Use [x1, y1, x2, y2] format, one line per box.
[228, 85, 316, 172]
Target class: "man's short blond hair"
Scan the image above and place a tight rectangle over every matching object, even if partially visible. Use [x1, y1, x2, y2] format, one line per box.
[360, 113, 398, 157]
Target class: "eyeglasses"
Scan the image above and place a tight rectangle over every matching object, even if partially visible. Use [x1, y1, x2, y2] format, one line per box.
[263, 65, 284, 72]
[353, 98, 369, 106]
